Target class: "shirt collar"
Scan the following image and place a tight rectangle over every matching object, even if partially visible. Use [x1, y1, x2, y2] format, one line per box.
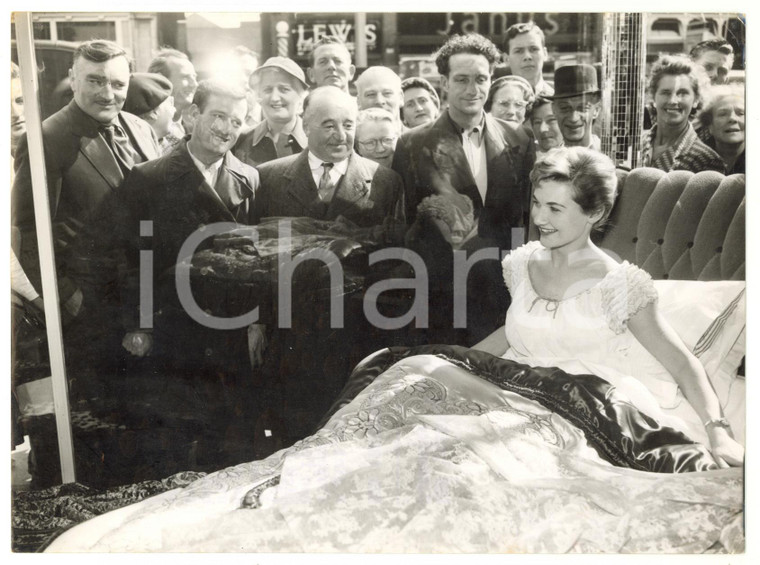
[448, 110, 486, 143]
[308, 150, 350, 176]
[187, 144, 224, 175]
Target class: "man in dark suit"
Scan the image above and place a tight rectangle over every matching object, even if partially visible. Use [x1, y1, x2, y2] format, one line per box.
[254, 86, 404, 233]
[11, 40, 161, 392]
[392, 33, 534, 344]
[254, 86, 405, 445]
[95, 78, 260, 465]
[109, 78, 258, 365]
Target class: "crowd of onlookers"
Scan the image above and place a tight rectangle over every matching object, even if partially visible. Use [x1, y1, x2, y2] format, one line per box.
[10, 21, 745, 460]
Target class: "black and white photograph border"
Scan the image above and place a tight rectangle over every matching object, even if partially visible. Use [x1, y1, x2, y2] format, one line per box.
[4, 0, 757, 561]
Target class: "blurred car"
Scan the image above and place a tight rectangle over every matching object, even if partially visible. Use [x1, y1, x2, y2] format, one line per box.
[11, 39, 79, 121]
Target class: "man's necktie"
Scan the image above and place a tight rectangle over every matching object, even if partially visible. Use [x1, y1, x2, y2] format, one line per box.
[318, 162, 335, 201]
[101, 124, 136, 175]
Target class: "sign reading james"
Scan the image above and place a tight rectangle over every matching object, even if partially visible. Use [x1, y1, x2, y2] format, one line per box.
[294, 17, 381, 57]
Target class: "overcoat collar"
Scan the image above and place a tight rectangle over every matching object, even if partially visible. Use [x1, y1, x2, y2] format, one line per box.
[248, 116, 307, 149]
[165, 140, 253, 220]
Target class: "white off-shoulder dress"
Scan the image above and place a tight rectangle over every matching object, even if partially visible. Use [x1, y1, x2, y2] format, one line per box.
[501, 241, 708, 444]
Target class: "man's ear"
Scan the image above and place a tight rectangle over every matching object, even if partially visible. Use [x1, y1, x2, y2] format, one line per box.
[440, 74, 449, 95]
[307, 67, 316, 85]
[188, 104, 200, 128]
[348, 64, 356, 81]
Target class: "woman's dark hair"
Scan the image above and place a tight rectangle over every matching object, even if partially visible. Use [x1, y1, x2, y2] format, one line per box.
[530, 146, 618, 230]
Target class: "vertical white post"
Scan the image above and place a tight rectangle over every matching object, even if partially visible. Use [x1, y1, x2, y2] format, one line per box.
[14, 11, 76, 484]
[354, 13, 367, 68]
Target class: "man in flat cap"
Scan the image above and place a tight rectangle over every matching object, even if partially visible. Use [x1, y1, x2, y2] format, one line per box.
[549, 64, 602, 150]
[124, 72, 176, 151]
[234, 56, 309, 168]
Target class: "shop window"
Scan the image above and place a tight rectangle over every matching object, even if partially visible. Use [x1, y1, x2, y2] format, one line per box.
[57, 21, 116, 42]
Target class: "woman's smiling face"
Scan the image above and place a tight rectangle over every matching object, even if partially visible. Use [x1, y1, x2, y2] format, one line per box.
[531, 179, 597, 251]
[654, 74, 696, 129]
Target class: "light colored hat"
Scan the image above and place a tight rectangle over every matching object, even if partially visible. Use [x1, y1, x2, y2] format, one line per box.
[252, 56, 308, 89]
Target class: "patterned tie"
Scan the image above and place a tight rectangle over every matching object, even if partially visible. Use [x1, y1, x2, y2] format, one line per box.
[101, 124, 136, 174]
[318, 162, 335, 202]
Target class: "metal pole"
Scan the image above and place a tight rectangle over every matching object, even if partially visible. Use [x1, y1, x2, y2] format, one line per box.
[14, 11, 76, 484]
[354, 13, 367, 68]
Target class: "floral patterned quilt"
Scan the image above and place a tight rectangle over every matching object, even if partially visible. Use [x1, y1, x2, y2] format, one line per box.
[47, 347, 744, 553]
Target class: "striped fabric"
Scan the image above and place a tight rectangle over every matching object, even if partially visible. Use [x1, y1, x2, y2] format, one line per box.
[641, 123, 726, 174]
[694, 288, 745, 357]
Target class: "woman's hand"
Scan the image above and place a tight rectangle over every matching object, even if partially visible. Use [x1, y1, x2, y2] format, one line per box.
[708, 426, 744, 468]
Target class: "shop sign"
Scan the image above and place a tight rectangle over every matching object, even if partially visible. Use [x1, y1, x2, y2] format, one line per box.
[294, 18, 381, 57]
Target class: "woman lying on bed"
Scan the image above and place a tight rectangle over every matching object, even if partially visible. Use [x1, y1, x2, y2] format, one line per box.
[473, 146, 743, 468]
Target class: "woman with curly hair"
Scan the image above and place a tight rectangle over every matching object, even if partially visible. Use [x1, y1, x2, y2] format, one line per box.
[641, 54, 724, 173]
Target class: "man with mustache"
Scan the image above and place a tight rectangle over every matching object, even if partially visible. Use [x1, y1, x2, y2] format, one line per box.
[103, 78, 259, 363]
[82, 78, 262, 463]
[11, 40, 160, 396]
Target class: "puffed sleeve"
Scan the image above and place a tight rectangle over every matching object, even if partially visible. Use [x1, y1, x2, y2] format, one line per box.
[600, 262, 658, 334]
[502, 240, 542, 294]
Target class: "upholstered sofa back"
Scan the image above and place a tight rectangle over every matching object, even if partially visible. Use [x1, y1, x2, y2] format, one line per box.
[597, 168, 745, 281]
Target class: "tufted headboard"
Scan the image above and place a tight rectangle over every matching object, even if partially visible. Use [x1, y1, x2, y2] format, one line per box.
[596, 168, 745, 281]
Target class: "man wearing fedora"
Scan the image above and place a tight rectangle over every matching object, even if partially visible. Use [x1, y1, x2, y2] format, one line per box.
[124, 72, 176, 152]
[234, 56, 309, 168]
[549, 64, 602, 151]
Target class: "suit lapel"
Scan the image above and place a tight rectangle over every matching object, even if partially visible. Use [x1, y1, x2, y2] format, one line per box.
[285, 151, 325, 217]
[432, 113, 483, 207]
[79, 134, 124, 189]
[120, 113, 159, 161]
[168, 143, 236, 222]
[327, 153, 371, 219]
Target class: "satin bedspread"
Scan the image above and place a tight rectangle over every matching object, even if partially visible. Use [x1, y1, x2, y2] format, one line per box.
[48, 347, 743, 553]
